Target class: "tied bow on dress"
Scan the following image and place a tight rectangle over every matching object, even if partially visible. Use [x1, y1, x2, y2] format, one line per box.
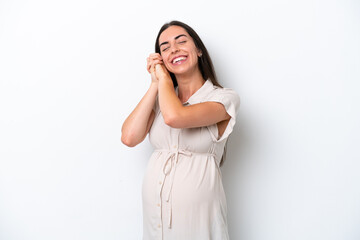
[162, 149, 192, 229]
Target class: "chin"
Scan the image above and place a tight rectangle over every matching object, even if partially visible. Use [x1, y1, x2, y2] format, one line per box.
[168, 66, 191, 75]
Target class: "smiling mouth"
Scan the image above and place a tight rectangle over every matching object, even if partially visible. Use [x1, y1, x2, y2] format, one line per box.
[172, 56, 187, 64]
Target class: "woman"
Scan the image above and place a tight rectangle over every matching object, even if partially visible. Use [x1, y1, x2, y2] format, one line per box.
[121, 20, 240, 240]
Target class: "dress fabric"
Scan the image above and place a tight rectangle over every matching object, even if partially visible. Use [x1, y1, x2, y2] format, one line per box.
[142, 80, 240, 240]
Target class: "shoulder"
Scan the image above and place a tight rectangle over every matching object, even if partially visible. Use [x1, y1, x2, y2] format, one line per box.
[205, 85, 240, 109]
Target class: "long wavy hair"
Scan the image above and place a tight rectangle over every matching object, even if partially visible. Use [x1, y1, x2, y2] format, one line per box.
[154, 20, 222, 89]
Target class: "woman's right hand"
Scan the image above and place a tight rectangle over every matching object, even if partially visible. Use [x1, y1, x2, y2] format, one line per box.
[147, 53, 163, 83]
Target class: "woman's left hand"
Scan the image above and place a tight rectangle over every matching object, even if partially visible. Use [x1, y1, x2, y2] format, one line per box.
[155, 63, 171, 81]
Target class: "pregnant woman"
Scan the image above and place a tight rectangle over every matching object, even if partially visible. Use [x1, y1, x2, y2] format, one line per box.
[121, 20, 240, 240]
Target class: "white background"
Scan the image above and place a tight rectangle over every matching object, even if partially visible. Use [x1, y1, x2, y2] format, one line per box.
[0, 0, 359, 239]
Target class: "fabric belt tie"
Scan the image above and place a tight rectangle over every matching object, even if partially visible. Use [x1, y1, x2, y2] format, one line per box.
[156, 149, 215, 229]
[162, 149, 191, 229]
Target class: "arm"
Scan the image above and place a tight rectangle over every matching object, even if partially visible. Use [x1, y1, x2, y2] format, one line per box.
[156, 64, 230, 129]
[121, 54, 162, 147]
[121, 83, 157, 147]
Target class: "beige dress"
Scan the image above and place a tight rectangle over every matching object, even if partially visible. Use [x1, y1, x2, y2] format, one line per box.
[142, 80, 240, 240]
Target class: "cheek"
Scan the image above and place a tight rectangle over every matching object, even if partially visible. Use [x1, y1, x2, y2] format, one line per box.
[189, 52, 199, 65]
[161, 53, 169, 64]
[162, 59, 173, 72]
[161, 53, 172, 68]
[160, 53, 168, 66]
[162, 57, 170, 66]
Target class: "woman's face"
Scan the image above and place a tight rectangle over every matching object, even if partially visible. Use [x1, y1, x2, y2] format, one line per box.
[158, 26, 201, 76]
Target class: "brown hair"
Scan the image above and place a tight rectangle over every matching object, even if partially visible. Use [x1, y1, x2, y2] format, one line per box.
[155, 20, 222, 88]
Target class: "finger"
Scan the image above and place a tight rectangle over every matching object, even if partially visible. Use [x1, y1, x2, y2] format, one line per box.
[149, 53, 161, 58]
[149, 53, 162, 60]
[155, 63, 162, 71]
[147, 58, 151, 73]
[151, 59, 163, 67]
[147, 59, 162, 73]
[150, 63, 156, 74]
[152, 59, 163, 64]
[149, 57, 162, 63]
[151, 58, 163, 69]
[147, 61, 152, 73]
[147, 56, 160, 65]
[147, 54, 163, 73]
[151, 60, 163, 71]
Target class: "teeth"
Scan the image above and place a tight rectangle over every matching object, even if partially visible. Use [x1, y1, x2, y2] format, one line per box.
[173, 56, 187, 64]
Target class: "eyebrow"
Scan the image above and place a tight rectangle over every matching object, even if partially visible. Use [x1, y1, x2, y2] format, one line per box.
[159, 34, 188, 48]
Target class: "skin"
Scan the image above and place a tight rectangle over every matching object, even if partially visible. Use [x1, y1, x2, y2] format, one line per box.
[121, 26, 230, 147]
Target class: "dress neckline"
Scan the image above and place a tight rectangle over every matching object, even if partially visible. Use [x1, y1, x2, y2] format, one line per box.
[176, 79, 213, 105]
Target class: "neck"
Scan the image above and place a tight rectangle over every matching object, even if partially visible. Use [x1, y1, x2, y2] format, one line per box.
[175, 68, 205, 103]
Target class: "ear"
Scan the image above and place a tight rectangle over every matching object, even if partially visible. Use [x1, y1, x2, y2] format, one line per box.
[197, 49, 202, 57]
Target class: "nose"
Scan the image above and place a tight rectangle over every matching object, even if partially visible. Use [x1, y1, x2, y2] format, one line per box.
[170, 45, 179, 53]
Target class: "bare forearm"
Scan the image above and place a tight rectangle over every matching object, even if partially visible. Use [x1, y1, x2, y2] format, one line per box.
[158, 77, 183, 123]
[157, 76, 229, 129]
[121, 82, 158, 146]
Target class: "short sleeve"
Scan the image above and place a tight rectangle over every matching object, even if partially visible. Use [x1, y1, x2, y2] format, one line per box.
[206, 88, 240, 142]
